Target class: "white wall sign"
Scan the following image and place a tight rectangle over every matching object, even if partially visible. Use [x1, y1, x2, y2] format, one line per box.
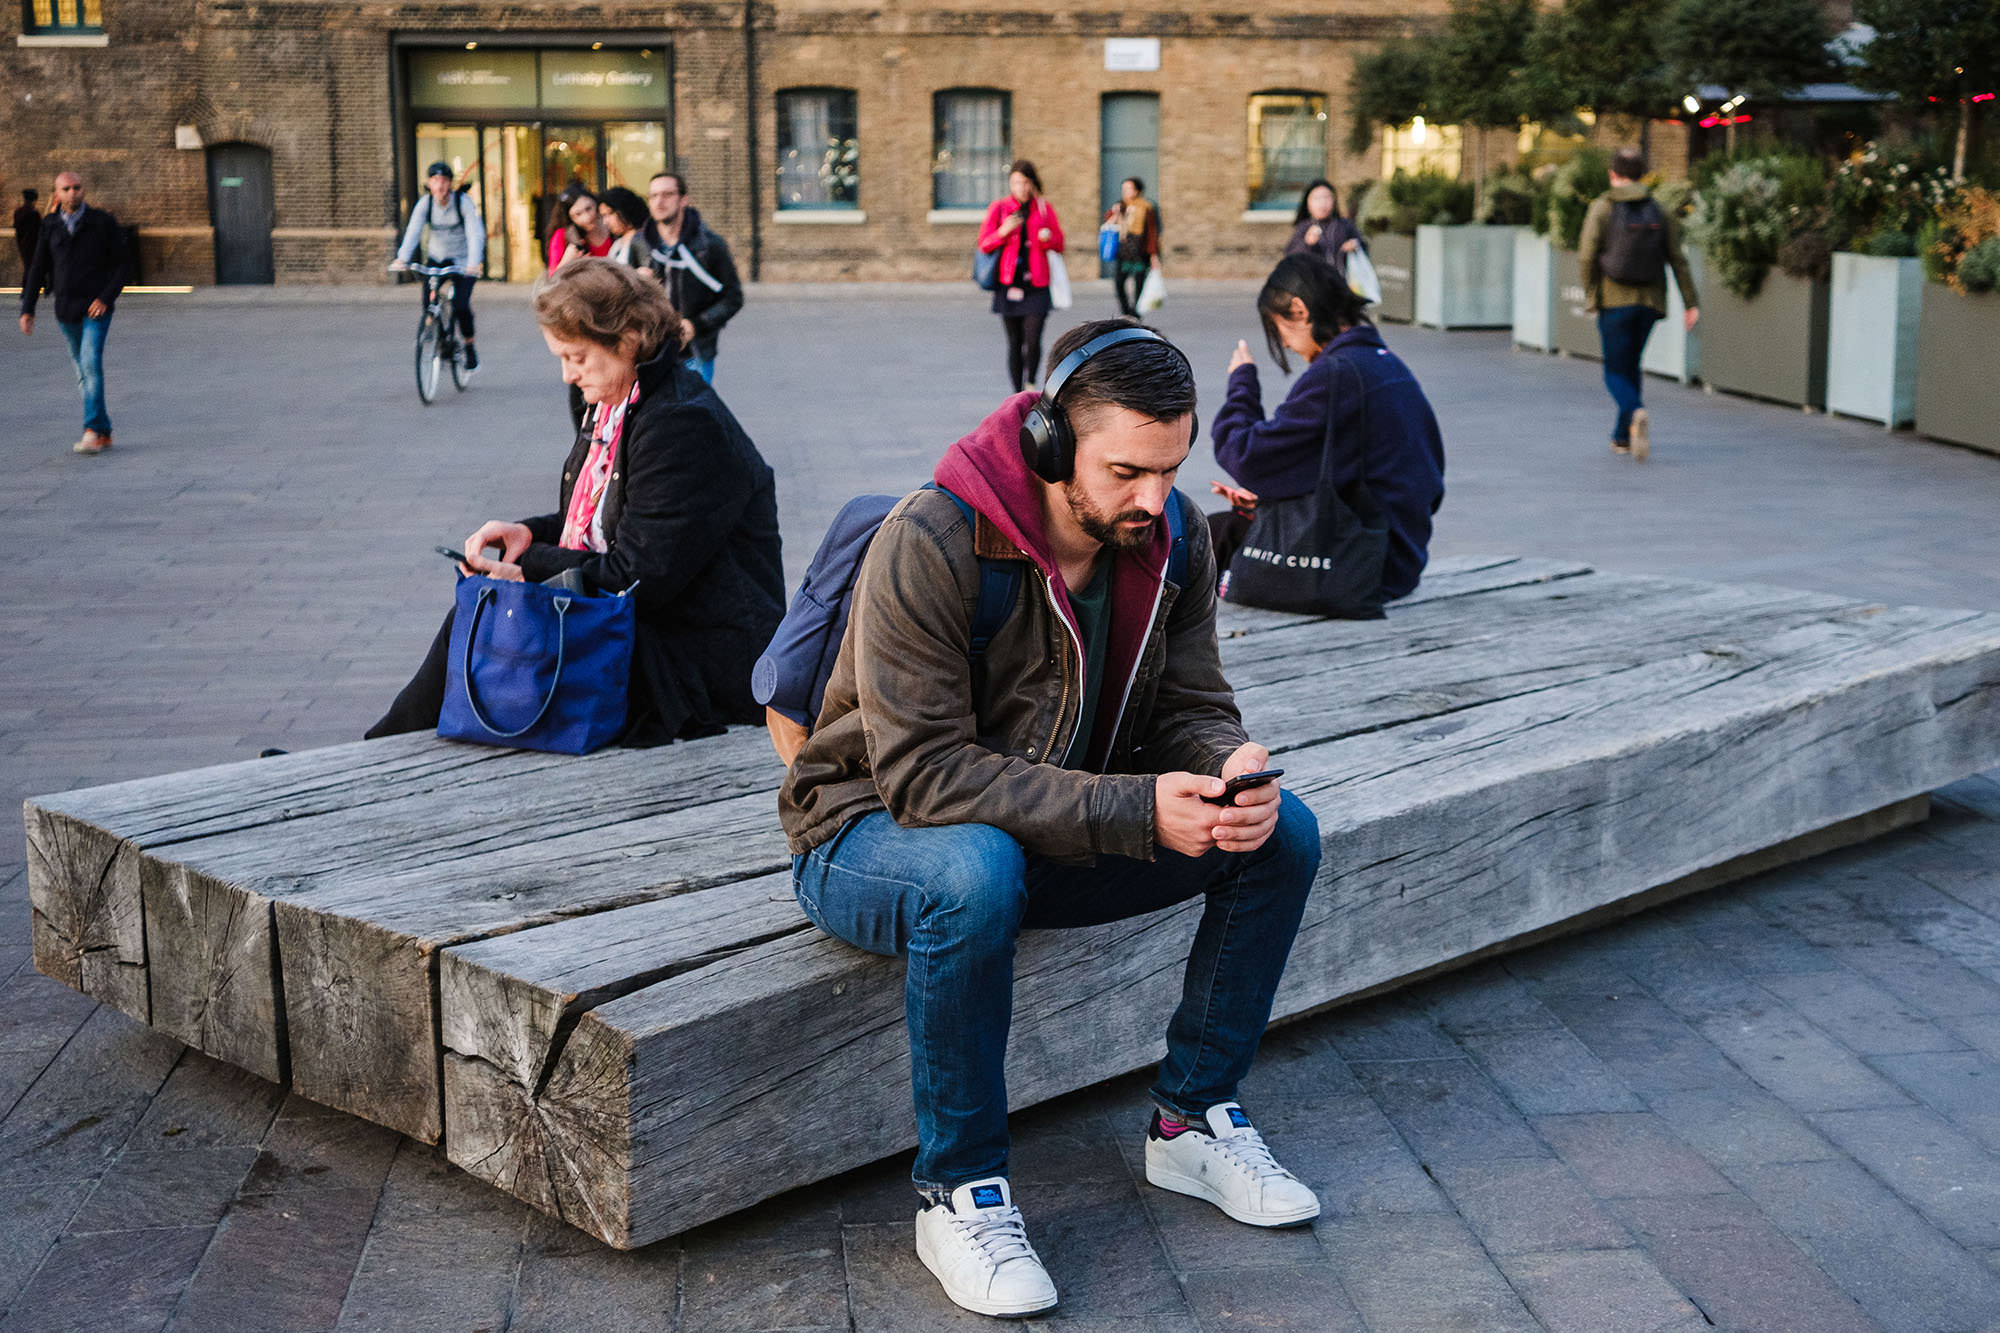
[1104, 38, 1160, 72]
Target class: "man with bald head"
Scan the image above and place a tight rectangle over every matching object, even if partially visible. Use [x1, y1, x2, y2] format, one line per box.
[19, 171, 131, 455]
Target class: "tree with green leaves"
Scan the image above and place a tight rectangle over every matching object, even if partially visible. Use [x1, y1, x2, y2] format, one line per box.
[1660, 0, 1833, 151]
[1524, 0, 1676, 152]
[1851, 0, 2000, 180]
[1348, 34, 1443, 156]
[1430, 0, 1539, 212]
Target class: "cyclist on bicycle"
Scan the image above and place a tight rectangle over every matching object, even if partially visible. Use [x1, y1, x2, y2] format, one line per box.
[391, 161, 485, 371]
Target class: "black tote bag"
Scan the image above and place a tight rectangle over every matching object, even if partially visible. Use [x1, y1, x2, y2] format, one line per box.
[1222, 354, 1388, 620]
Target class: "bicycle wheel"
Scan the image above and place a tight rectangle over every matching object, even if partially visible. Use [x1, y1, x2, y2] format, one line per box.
[415, 312, 441, 404]
[449, 333, 471, 391]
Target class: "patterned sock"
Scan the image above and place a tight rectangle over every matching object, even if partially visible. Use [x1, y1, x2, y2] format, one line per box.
[1153, 1108, 1195, 1139]
[917, 1186, 953, 1211]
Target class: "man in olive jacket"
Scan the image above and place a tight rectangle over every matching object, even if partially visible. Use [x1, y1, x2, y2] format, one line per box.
[780, 321, 1322, 1319]
[1581, 147, 1699, 461]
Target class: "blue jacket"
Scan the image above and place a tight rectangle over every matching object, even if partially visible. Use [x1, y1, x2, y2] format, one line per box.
[1210, 323, 1445, 600]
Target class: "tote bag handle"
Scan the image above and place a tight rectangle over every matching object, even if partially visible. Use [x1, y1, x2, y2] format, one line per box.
[459, 587, 571, 738]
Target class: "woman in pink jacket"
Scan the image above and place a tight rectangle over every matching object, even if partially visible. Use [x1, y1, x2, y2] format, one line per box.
[977, 160, 1065, 392]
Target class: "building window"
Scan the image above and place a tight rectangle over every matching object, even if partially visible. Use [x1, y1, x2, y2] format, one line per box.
[776, 88, 860, 209]
[933, 89, 1010, 209]
[1246, 91, 1328, 210]
[23, 0, 102, 32]
[1380, 120, 1463, 178]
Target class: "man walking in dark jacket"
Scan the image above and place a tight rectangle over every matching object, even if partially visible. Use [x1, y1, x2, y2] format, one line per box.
[18, 171, 130, 455]
[781, 321, 1323, 1319]
[643, 172, 742, 384]
[12, 188, 40, 271]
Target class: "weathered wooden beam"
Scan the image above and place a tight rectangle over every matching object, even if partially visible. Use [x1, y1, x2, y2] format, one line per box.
[448, 600, 2000, 1248]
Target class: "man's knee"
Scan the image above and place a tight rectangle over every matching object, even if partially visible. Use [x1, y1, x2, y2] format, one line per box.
[918, 824, 1029, 939]
[1252, 790, 1321, 891]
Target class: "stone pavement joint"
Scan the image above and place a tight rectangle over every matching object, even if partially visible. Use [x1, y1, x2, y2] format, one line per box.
[5, 289, 2000, 1328]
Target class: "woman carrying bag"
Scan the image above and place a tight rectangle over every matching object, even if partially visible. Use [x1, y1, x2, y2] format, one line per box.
[977, 159, 1065, 392]
[1102, 176, 1160, 317]
[1208, 254, 1445, 616]
[1284, 179, 1365, 278]
[367, 258, 785, 748]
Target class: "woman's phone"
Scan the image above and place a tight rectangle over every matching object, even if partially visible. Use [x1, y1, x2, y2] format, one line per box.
[1203, 768, 1285, 805]
[435, 545, 468, 564]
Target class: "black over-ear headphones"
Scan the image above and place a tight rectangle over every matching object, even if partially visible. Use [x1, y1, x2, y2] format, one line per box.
[1018, 326, 1199, 484]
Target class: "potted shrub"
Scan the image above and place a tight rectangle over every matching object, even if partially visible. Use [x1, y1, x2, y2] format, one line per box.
[1636, 179, 1701, 384]
[1417, 168, 1526, 329]
[1686, 152, 1833, 409]
[1824, 143, 1952, 428]
[1915, 186, 2000, 455]
[1362, 170, 1471, 323]
[1511, 164, 1561, 351]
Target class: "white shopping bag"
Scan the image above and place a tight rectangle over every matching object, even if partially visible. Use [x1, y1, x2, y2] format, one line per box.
[1137, 267, 1166, 314]
[1345, 249, 1383, 306]
[1047, 251, 1073, 310]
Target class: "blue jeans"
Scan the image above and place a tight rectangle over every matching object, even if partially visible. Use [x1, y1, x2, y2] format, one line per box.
[792, 793, 1321, 1190]
[1597, 305, 1659, 444]
[57, 314, 113, 435]
[684, 356, 715, 384]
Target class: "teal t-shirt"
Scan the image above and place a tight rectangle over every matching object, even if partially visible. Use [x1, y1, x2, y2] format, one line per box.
[1063, 557, 1113, 768]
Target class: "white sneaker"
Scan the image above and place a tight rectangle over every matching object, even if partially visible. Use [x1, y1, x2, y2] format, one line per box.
[913, 1177, 1059, 1318]
[1630, 408, 1651, 462]
[1144, 1102, 1322, 1227]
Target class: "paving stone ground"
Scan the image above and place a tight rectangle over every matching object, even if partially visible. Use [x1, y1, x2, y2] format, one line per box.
[4, 279, 2000, 1331]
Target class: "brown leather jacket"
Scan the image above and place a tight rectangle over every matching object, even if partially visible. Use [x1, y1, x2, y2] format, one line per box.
[778, 400, 1248, 863]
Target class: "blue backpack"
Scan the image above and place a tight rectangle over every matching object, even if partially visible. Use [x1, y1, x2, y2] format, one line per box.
[753, 483, 1188, 732]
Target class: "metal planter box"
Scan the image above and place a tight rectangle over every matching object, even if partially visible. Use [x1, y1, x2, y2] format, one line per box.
[1915, 284, 2000, 455]
[1416, 225, 1519, 329]
[1513, 231, 1558, 350]
[1827, 253, 1923, 428]
[1549, 246, 1701, 383]
[1370, 232, 1416, 323]
[1700, 270, 1830, 409]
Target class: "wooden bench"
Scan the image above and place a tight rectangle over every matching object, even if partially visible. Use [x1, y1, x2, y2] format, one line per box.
[26, 555, 2000, 1248]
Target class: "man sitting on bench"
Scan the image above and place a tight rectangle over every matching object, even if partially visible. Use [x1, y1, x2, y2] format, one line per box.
[779, 321, 1323, 1319]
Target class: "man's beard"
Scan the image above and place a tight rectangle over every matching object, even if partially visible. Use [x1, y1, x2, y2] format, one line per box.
[1064, 483, 1155, 551]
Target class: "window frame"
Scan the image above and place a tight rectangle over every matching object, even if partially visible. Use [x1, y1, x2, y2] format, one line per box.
[931, 87, 1012, 211]
[1245, 89, 1330, 212]
[22, 0, 104, 35]
[774, 85, 861, 211]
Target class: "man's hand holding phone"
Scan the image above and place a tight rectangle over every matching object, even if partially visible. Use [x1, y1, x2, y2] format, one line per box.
[1154, 742, 1284, 857]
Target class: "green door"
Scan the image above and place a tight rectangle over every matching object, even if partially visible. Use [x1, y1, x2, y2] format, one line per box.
[1100, 94, 1160, 278]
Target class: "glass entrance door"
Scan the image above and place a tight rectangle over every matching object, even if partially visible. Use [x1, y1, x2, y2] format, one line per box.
[480, 124, 540, 282]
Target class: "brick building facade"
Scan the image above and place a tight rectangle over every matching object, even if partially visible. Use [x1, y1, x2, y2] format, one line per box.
[5, 0, 1578, 287]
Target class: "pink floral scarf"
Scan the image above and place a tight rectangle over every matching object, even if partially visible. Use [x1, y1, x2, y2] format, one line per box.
[559, 383, 640, 552]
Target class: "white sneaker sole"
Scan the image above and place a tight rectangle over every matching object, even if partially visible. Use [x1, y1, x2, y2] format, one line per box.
[1145, 1157, 1322, 1228]
[914, 1227, 1058, 1319]
[1631, 410, 1651, 462]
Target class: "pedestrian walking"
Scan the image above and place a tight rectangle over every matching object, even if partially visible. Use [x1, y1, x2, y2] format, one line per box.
[782, 320, 1323, 1319]
[12, 187, 40, 271]
[642, 172, 743, 385]
[548, 187, 613, 272]
[977, 160, 1065, 392]
[1580, 148, 1699, 461]
[1283, 179, 1364, 278]
[17, 171, 130, 455]
[600, 186, 653, 271]
[1102, 176, 1159, 318]
[1209, 254, 1445, 609]
[391, 161, 486, 371]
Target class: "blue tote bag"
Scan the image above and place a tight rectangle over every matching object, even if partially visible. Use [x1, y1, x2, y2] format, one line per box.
[439, 575, 636, 754]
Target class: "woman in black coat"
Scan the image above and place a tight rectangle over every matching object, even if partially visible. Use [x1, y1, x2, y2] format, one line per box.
[1284, 178, 1365, 280]
[367, 257, 784, 746]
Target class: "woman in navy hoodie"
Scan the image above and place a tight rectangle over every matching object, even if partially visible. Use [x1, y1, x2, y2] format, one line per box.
[1209, 253, 1445, 604]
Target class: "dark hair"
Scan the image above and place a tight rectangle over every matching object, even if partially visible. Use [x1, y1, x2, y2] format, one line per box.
[649, 170, 687, 195]
[22, 188, 38, 203]
[1044, 318, 1197, 435]
[1009, 159, 1043, 194]
[1610, 148, 1648, 181]
[601, 185, 649, 233]
[1292, 178, 1340, 226]
[533, 256, 682, 360]
[1256, 254, 1371, 372]
[1123, 176, 1145, 196]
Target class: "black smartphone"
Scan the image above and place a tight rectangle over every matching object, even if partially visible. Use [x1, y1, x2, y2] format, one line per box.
[1202, 768, 1284, 806]
[435, 545, 468, 564]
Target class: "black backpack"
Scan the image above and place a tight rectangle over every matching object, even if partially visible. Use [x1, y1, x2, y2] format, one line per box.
[1600, 196, 1667, 286]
